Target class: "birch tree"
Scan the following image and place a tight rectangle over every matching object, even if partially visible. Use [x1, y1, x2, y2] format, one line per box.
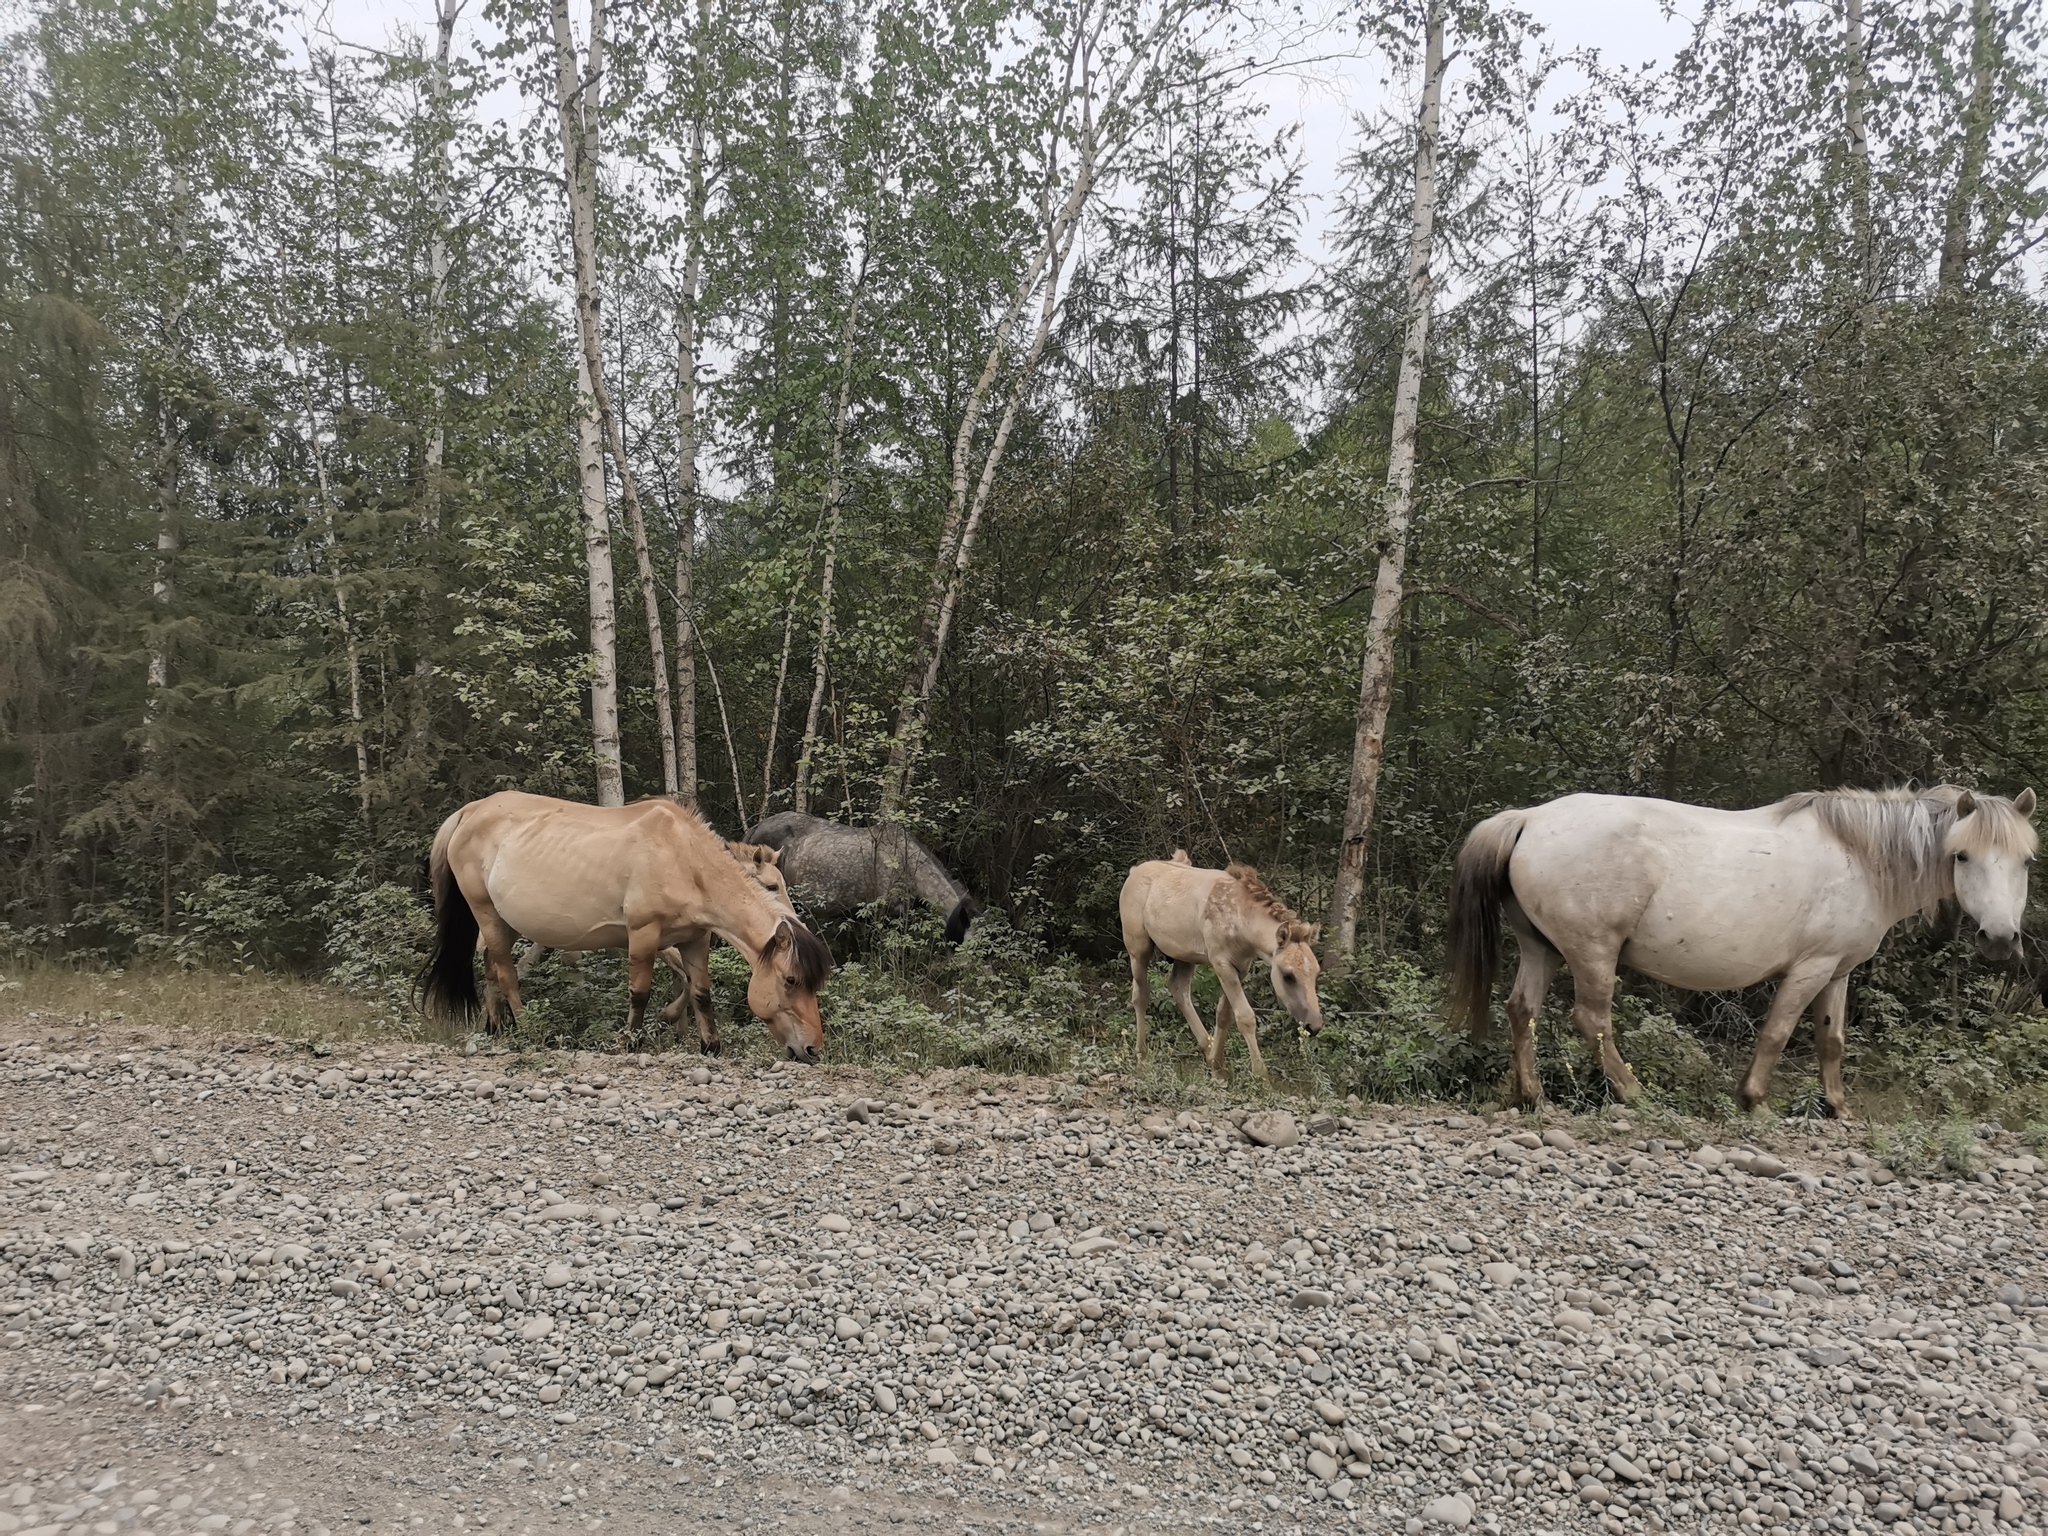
[1326, 1, 1445, 959]
[878, 0, 1201, 818]
[548, 0, 678, 799]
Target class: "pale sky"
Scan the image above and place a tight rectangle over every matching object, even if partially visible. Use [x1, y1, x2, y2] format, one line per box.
[309, 0, 1695, 275]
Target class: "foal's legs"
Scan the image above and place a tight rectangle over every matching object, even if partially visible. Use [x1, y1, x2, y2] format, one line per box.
[1564, 945, 1642, 1103]
[1214, 962, 1267, 1083]
[661, 934, 721, 1054]
[1126, 940, 1154, 1064]
[1811, 972, 1853, 1118]
[1503, 932, 1559, 1107]
[1167, 962, 1221, 1077]
[1736, 957, 1838, 1113]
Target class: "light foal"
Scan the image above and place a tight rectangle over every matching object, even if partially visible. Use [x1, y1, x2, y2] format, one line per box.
[419, 792, 832, 1059]
[1120, 852, 1325, 1082]
[1448, 785, 2036, 1115]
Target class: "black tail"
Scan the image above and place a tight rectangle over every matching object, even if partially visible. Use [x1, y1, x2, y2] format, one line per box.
[416, 845, 481, 1021]
[943, 898, 975, 946]
[1446, 810, 1523, 1038]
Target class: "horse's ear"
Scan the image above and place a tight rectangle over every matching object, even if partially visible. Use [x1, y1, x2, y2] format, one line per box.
[1957, 790, 1978, 818]
[761, 920, 791, 959]
[2016, 788, 2037, 820]
[763, 846, 782, 865]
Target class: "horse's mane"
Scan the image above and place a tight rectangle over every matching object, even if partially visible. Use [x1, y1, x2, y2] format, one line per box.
[727, 840, 780, 866]
[1224, 863, 1316, 946]
[1774, 785, 2036, 912]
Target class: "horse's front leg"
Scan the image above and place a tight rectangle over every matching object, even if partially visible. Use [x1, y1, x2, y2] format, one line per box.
[664, 934, 719, 1055]
[620, 924, 661, 1052]
[1125, 941, 1154, 1064]
[1215, 964, 1267, 1083]
[1564, 946, 1641, 1103]
[1812, 973, 1853, 1118]
[1167, 962, 1221, 1077]
[1737, 959, 1836, 1113]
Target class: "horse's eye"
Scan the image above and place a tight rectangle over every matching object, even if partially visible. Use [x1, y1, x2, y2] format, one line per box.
[1956, 852, 1970, 864]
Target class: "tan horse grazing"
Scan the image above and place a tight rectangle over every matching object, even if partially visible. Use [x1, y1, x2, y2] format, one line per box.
[1448, 785, 2036, 1115]
[1121, 851, 1325, 1081]
[490, 840, 798, 1054]
[419, 792, 833, 1059]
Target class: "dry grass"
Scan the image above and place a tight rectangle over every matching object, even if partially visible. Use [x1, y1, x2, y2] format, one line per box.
[0, 959, 421, 1046]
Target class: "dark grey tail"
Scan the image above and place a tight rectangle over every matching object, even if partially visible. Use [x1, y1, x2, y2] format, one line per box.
[417, 848, 481, 1021]
[943, 899, 975, 946]
[1446, 810, 1524, 1038]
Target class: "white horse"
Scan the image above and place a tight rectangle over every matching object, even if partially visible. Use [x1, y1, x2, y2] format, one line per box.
[1448, 786, 2036, 1115]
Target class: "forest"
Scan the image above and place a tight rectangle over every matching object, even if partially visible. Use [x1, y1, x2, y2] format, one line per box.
[3, 0, 2047, 1130]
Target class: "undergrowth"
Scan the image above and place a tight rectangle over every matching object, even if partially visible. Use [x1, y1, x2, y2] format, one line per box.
[5, 886, 2045, 1156]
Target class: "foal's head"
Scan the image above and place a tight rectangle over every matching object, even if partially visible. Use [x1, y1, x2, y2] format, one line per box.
[1947, 788, 2038, 962]
[747, 917, 834, 1062]
[1271, 921, 1325, 1036]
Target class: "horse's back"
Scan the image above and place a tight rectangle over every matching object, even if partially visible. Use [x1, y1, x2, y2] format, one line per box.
[1509, 792, 1880, 989]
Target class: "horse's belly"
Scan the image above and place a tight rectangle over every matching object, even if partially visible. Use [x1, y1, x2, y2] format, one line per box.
[1617, 934, 1778, 993]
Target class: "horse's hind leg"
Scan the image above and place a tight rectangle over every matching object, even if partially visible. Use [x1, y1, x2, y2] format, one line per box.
[1126, 941, 1154, 1064]
[475, 909, 523, 1035]
[1736, 958, 1836, 1114]
[1168, 962, 1221, 1077]
[1563, 945, 1641, 1103]
[1503, 923, 1559, 1107]
[1812, 973, 1852, 1118]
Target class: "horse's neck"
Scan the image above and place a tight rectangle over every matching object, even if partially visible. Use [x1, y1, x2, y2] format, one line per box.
[693, 845, 781, 958]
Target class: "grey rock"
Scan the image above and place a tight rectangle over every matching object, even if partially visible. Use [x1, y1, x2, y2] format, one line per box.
[1241, 1110, 1299, 1149]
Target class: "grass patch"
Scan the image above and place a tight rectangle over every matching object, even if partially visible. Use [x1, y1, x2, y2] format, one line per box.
[0, 957, 414, 1046]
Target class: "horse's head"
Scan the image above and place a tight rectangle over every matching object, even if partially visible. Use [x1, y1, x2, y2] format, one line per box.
[1272, 921, 1325, 1035]
[747, 916, 833, 1062]
[1947, 788, 2037, 962]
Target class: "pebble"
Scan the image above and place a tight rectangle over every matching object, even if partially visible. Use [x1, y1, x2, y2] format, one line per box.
[1420, 1492, 1474, 1528]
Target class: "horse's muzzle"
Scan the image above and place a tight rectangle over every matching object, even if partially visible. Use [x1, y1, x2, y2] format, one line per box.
[1976, 929, 2021, 963]
[785, 1042, 822, 1065]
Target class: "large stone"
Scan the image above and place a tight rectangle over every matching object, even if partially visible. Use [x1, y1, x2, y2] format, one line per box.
[1241, 1110, 1299, 1149]
[1306, 1449, 1340, 1483]
[1420, 1493, 1474, 1528]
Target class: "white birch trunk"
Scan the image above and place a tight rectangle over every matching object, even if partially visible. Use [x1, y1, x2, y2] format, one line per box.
[573, 348, 624, 806]
[552, 0, 678, 799]
[794, 279, 863, 816]
[1937, 0, 1993, 300]
[672, 103, 706, 810]
[1326, 4, 1446, 958]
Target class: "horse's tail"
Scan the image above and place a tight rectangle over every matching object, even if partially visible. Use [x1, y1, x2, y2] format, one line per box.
[943, 898, 977, 946]
[1447, 809, 1524, 1039]
[416, 809, 481, 1021]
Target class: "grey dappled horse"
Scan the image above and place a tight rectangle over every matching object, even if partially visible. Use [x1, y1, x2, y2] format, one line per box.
[744, 812, 980, 945]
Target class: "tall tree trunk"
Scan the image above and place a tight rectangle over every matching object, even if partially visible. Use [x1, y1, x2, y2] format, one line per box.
[412, 0, 461, 759]
[144, 168, 192, 741]
[757, 506, 825, 822]
[794, 278, 863, 816]
[1325, 3, 1445, 959]
[573, 349, 624, 805]
[1937, 0, 1994, 300]
[551, 0, 678, 799]
[672, 94, 707, 809]
[303, 397, 373, 832]
[1843, 0, 1874, 303]
[878, 130, 1097, 818]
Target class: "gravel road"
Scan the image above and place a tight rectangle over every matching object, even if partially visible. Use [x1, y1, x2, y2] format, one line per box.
[3, 1014, 2046, 1536]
